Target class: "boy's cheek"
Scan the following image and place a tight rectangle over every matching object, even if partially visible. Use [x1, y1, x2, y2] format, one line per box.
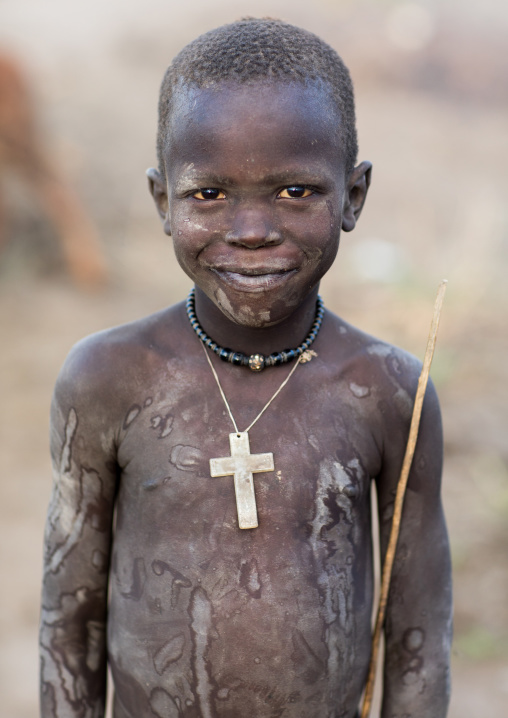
[280, 197, 342, 239]
[171, 231, 220, 286]
[172, 237, 205, 277]
[170, 212, 216, 253]
[171, 203, 224, 239]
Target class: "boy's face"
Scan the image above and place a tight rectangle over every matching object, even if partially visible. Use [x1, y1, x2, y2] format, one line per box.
[151, 81, 369, 328]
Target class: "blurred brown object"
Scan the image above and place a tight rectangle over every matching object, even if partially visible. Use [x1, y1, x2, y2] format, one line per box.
[0, 51, 107, 286]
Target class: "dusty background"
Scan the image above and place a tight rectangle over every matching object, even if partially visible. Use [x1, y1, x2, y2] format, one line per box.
[1, 0, 507, 716]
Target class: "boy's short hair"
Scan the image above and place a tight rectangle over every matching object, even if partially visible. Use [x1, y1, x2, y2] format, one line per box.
[157, 18, 358, 179]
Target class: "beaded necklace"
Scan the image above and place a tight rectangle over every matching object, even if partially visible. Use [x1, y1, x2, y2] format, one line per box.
[186, 288, 324, 372]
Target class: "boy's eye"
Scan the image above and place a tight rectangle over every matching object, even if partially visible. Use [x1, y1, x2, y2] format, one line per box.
[193, 188, 226, 201]
[278, 186, 313, 199]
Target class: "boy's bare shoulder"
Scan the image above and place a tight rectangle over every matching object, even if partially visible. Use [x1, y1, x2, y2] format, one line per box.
[53, 302, 186, 409]
[325, 312, 442, 496]
[325, 312, 429, 420]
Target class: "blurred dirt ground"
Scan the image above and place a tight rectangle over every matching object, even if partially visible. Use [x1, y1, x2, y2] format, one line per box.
[1, 1, 507, 716]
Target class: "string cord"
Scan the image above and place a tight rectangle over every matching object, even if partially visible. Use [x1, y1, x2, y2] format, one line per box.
[201, 342, 303, 434]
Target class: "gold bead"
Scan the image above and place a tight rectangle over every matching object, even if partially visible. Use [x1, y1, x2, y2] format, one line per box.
[248, 354, 265, 372]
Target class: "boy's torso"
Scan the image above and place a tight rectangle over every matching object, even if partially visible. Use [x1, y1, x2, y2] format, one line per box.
[82, 303, 412, 718]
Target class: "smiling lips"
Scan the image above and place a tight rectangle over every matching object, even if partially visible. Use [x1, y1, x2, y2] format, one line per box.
[211, 266, 298, 292]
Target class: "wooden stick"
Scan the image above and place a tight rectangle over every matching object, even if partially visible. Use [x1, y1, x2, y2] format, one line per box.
[360, 280, 448, 718]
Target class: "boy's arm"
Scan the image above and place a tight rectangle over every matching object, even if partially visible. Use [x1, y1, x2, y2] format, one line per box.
[375, 376, 452, 718]
[40, 342, 119, 718]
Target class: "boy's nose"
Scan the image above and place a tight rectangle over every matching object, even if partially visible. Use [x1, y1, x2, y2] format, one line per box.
[225, 208, 282, 248]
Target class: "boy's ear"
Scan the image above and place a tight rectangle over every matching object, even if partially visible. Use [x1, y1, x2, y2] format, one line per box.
[146, 168, 171, 236]
[341, 161, 372, 233]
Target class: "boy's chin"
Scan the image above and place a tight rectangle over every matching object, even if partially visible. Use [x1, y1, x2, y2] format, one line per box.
[214, 287, 275, 329]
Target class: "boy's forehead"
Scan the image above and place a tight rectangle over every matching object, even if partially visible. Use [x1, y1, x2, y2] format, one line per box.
[166, 80, 342, 156]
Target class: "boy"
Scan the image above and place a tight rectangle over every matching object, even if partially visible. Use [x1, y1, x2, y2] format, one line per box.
[40, 18, 452, 718]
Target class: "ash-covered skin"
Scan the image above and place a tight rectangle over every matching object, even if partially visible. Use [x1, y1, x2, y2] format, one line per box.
[40, 310, 451, 718]
[40, 80, 452, 718]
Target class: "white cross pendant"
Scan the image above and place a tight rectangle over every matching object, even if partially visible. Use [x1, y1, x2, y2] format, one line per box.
[210, 432, 274, 529]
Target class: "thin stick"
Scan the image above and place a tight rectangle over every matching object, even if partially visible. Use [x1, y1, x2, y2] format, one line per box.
[360, 280, 448, 718]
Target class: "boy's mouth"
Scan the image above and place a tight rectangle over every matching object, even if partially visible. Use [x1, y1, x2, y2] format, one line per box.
[210, 266, 297, 292]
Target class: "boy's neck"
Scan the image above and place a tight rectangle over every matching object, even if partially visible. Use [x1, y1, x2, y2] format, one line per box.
[191, 286, 322, 357]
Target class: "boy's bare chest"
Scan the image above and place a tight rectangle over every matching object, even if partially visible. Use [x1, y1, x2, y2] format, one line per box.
[108, 378, 376, 716]
[111, 372, 379, 568]
[114, 375, 380, 538]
